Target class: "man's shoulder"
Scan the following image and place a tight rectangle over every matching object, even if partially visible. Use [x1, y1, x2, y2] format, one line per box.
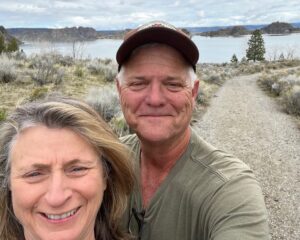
[189, 128, 253, 182]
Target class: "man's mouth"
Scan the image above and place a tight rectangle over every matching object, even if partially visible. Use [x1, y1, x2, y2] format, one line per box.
[43, 207, 80, 220]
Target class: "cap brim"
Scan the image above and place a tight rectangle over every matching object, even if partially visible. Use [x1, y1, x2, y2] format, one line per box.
[116, 27, 199, 68]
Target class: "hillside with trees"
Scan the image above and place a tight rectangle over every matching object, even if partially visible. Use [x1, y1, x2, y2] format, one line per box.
[0, 26, 20, 53]
[7, 27, 100, 42]
[199, 25, 250, 37]
[197, 21, 300, 37]
[261, 21, 300, 34]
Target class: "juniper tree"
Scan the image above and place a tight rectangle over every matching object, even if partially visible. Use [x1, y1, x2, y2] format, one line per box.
[6, 38, 19, 52]
[231, 54, 238, 63]
[246, 30, 265, 62]
[0, 35, 5, 54]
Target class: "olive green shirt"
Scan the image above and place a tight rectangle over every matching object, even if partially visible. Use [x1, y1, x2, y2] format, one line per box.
[121, 128, 270, 240]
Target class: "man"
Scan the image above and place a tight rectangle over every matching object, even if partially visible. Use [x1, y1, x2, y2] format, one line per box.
[115, 20, 269, 240]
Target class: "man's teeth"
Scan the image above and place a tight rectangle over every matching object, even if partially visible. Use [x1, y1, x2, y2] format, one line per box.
[46, 209, 77, 220]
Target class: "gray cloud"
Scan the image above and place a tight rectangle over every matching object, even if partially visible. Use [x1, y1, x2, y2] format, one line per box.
[0, 0, 299, 29]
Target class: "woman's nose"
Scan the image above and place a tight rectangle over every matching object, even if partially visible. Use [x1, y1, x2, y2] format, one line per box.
[44, 174, 72, 207]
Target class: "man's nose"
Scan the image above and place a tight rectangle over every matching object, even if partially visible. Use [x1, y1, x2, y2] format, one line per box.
[145, 82, 166, 106]
[44, 173, 72, 207]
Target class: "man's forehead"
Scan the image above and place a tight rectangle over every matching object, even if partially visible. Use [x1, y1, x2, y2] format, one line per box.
[126, 44, 190, 67]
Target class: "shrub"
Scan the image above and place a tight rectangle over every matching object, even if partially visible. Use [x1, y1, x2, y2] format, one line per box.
[0, 54, 17, 83]
[196, 87, 209, 105]
[74, 65, 84, 77]
[86, 86, 121, 122]
[204, 74, 224, 85]
[109, 113, 130, 137]
[30, 54, 65, 86]
[258, 74, 279, 92]
[28, 87, 49, 101]
[87, 59, 117, 82]
[281, 85, 300, 115]
[0, 108, 7, 121]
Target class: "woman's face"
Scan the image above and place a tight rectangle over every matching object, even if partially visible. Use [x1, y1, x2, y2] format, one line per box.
[10, 125, 107, 240]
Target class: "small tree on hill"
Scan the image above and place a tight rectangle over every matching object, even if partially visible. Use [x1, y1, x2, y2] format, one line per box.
[0, 35, 5, 54]
[231, 54, 238, 63]
[246, 30, 265, 62]
[6, 38, 19, 52]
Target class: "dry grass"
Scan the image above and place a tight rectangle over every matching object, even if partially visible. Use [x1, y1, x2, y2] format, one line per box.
[2, 51, 300, 134]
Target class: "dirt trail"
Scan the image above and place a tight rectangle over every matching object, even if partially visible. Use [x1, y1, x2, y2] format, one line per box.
[194, 74, 300, 240]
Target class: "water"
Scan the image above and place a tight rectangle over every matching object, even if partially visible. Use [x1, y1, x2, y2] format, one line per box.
[20, 33, 300, 63]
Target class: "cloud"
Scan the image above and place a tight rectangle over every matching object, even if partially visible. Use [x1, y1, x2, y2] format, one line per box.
[0, 0, 299, 29]
[0, 2, 46, 13]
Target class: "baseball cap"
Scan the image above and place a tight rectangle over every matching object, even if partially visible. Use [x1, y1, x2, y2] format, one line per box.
[116, 20, 199, 71]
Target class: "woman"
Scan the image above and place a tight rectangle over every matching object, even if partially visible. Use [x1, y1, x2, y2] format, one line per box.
[0, 95, 135, 240]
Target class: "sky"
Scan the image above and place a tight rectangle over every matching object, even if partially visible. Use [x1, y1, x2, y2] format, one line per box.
[1, 0, 300, 30]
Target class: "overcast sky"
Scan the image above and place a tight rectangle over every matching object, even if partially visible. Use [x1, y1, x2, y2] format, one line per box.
[1, 0, 300, 30]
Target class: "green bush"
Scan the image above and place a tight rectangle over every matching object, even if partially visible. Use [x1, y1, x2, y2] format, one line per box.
[30, 54, 65, 86]
[28, 87, 49, 101]
[0, 108, 7, 121]
[109, 113, 130, 137]
[74, 65, 84, 77]
[0, 54, 17, 83]
[281, 85, 300, 115]
[86, 86, 121, 122]
[258, 74, 279, 92]
[87, 59, 117, 82]
[196, 87, 209, 105]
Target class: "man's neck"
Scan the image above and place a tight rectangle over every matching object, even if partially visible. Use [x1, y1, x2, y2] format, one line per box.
[140, 128, 191, 207]
[140, 128, 191, 167]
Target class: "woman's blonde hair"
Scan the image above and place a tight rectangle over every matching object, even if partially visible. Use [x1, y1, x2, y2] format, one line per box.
[0, 95, 135, 240]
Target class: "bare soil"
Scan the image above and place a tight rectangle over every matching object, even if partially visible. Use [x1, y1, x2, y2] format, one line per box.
[194, 74, 300, 240]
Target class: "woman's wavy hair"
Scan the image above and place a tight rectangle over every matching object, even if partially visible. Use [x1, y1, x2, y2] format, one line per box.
[0, 95, 135, 240]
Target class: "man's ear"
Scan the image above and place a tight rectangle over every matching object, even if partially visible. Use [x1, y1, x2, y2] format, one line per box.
[192, 80, 199, 101]
[116, 78, 121, 94]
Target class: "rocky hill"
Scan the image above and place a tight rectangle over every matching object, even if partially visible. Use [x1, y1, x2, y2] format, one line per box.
[7, 27, 100, 42]
[0, 26, 21, 44]
[197, 21, 300, 37]
[261, 21, 300, 34]
[199, 25, 251, 37]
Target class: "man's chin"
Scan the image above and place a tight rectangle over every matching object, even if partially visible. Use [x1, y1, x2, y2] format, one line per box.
[136, 129, 171, 143]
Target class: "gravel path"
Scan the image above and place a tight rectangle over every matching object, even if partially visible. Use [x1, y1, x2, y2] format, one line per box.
[194, 74, 300, 240]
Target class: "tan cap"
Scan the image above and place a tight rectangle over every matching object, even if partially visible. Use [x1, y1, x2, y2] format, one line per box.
[116, 20, 199, 71]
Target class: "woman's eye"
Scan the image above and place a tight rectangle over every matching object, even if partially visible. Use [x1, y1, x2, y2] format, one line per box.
[26, 171, 41, 177]
[68, 166, 89, 176]
[23, 171, 45, 183]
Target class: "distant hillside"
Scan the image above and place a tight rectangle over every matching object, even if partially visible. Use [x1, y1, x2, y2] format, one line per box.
[199, 26, 250, 37]
[261, 21, 300, 34]
[0, 26, 21, 44]
[193, 21, 300, 37]
[6, 21, 300, 42]
[7, 27, 99, 42]
[97, 30, 125, 39]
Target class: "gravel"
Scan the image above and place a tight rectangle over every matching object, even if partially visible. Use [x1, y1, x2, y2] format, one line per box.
[194, 74, 300, 240]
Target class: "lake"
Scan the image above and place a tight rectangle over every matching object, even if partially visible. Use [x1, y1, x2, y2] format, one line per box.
[20, 33, 300, 63]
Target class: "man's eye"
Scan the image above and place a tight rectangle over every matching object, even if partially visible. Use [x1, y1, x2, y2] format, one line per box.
[166, 82, 183, 91]
[129, 81, 147, 90]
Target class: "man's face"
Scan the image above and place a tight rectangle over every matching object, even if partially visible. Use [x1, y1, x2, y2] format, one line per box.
[117, 44, 199, 145]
